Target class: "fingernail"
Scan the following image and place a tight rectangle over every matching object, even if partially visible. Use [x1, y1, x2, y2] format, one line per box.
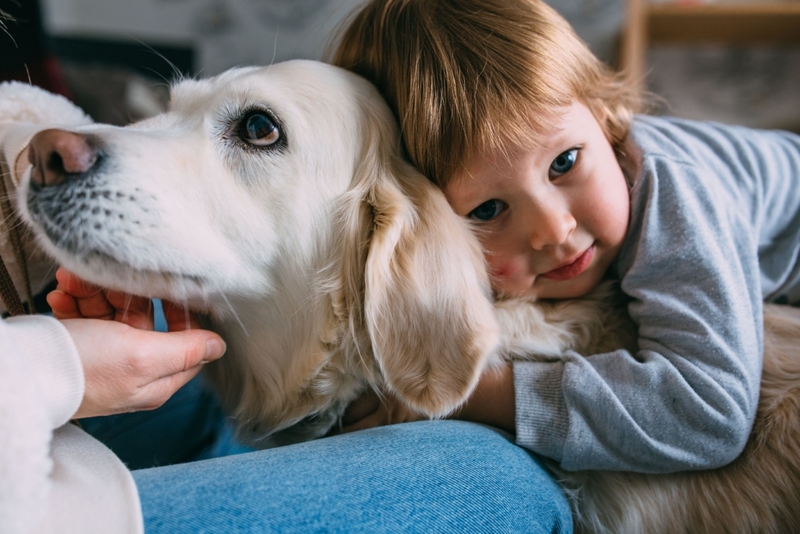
[204, 338, 227, 361]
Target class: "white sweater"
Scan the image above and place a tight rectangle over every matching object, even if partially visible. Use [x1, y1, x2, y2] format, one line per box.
[0, 315, 143, 534]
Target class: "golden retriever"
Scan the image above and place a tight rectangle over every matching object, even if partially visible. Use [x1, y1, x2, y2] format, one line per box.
[2, 62, 798, 532]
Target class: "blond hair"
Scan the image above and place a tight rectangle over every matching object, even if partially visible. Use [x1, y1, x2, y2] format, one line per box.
[330, 0, 641, 187]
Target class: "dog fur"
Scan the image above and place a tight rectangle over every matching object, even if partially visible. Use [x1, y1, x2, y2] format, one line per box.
[6, 62, 800, 532]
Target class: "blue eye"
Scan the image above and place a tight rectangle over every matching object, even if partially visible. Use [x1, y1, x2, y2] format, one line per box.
[468, 199, 507, 221]
[550, 148, 578, 177]
[239, 110, 280, 147]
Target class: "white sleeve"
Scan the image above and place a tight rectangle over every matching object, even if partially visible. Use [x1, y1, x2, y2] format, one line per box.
[0, 315, 84, 534]
[0, 316, 143, 534]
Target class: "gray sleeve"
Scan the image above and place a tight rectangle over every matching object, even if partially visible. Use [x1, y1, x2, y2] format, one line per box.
[513, 154, 763, 473]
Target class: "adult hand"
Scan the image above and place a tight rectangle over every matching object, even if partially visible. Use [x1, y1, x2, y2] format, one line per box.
[47, 267, 227, 418]
[62, 318, 226, 419]
[48, 266, 200, 332]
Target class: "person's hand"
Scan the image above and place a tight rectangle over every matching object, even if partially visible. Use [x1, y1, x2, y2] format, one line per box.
[337, 389, 426, 433]
[47, 266, 199, 332]
[46, 267, 227, 418]
[338, 363, 516, 434]
[450, 363, 516, 433]
[62, 318, 226, 418]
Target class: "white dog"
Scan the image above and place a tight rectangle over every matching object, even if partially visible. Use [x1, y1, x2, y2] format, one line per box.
[3, 62, 799, 532]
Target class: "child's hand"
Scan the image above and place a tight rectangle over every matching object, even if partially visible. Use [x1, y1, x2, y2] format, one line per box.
[338, 389, 426, 433]
[47, 266, 201, 332]
[450, 363, 516, 433]
[339, 363, 516, 434]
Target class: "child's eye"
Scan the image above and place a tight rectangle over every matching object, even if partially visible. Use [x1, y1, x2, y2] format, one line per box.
[468, 199, 507, 221]
[549, 148, 578, 178]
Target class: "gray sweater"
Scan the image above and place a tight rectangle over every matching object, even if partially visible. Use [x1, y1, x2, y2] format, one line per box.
[514, 115, 800, 472]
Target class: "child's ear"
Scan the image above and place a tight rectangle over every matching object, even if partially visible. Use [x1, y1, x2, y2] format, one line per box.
[361, 158, 500, 417]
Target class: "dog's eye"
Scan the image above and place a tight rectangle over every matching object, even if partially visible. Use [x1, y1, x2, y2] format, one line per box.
[239, 111, 280, 147]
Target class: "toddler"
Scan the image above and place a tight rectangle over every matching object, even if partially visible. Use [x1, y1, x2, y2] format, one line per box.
[331, 0, 800, 474]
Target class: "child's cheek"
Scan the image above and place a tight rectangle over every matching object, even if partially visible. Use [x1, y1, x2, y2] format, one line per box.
[490, 263, 512, 279]
[487, 258, 519, 292]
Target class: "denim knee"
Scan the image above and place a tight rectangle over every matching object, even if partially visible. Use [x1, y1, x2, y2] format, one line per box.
[134, 420, 572, 533]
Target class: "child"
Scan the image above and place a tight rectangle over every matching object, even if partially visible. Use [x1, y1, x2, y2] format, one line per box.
[331, 0, 800, 474]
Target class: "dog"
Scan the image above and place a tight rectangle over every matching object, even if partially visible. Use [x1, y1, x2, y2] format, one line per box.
[5, 62, 799, 532]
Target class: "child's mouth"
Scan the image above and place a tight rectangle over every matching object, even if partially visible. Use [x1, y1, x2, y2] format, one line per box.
[541, 245, 595, 281]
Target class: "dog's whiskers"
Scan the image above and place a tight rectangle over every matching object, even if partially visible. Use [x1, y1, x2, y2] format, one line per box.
[41, 260, 59, 286]
[0, 211, 18, 231]
[183, 301, 192, 331]
[131, 36, 186, 86]
[1, 212, 28, 235]
[121, 292, 133, 323]
[267, 30, 279, 71]
[220, 292, 248, 336]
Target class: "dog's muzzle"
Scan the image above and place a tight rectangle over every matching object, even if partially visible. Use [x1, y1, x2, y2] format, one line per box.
[28, 129, 101, 188]
[23, 128, 159, 261]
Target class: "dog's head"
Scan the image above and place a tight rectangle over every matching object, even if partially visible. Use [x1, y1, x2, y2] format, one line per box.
[14, 61, 499, 440]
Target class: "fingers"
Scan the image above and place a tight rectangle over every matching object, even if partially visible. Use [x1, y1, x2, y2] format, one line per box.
[47, 267, 104, 319]
[341, 388, 381, 426]
[52, 267, 209, 333]
[55, 266, 102, 298]
[161, 300, 202, 331]
[47, 289, 82, 319]
[337, 390, 424, 434]
[133, 328, 227, 380]
[66, 318, 228, 419]
[111, 292, 153, 330]
[123, 330, 226, 413]
[339, 407, 390, 434]
[106, 290, 154, 329]
[51, 267, 154, 328]
[54, 267, 115, 319]
[135, 364, 205, 412]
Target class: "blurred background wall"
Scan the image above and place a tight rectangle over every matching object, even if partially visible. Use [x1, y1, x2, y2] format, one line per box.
[40, 0, 627, 73]
[1, 0, 798, 131]
[40, 0, 366, 75]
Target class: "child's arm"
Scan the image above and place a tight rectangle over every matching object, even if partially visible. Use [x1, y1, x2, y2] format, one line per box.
[339, 364, 515, 433]
[450, 364, 515, 432]
[511, 119, 800, 474]
[511, 125, 769, 473]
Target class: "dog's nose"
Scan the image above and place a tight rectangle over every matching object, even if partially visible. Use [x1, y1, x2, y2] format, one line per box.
[28, 129, 100, 187]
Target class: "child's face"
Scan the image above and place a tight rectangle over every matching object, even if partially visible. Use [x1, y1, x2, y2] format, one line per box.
[444, 101, 630, 300]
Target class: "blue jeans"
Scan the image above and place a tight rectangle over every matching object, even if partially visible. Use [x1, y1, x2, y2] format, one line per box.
[132, 420, 572, 533]
[83, 364, 571, 533]
[65, 301, 572, 530]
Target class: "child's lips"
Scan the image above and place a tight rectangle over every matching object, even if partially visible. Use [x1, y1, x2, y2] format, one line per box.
[541, 245, 595, 281]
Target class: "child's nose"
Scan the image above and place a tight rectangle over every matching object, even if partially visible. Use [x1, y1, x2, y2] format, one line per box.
[529, 205, 576, 250]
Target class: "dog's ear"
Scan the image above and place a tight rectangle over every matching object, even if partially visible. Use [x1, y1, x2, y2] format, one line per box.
[357, 156, 500, 418]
